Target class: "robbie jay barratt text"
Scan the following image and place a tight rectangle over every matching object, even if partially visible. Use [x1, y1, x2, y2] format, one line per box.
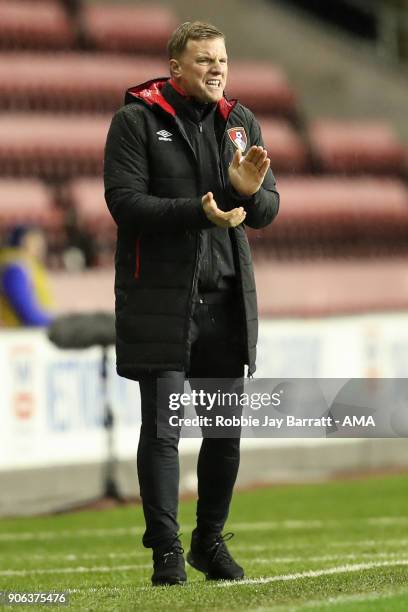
[167, 415, 376, 428]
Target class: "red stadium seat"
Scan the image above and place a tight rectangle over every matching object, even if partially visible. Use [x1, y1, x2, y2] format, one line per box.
[0, 54, 296, 117]
[81, 4, 177, 54]
[247, 177, 408, 257]
[67, 178, 115, 233]
[0, 113, 307, 180]
[49, 259, 408, 318]
[0, 114, 110, 179]
[0, 53, 167, 113]
[0, 179, 62, 229]
[258, 119, 309, 173]
[255, 258, 408, 317]
[0, 0, 75, 50]
[249, 177, 408, 254]
[309, 120, 407, 175]
[65, 178, 116, 266]
[50, 268, 114, 313]
[227, 62, 297, 117]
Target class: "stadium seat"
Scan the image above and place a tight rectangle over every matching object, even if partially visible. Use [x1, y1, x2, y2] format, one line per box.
[64, 178, 116, 266]
[227, 62, 297, 117]
[258, 119, 309, 173]
[0, 53, 167, 113]
[0, 54, 296, 117]
[0, 0, 75, 50]
[50, 268, 115, 314]
[309, 120, 407, 175]
[254, 258, 408, 317]
[0, 179, 62, 229]
[81, 4, 177, 54]
[65, 178, 117, 267]
[49, 258, 408, 318]
[247, 177, 408, 257]
[0, 114, 110, 179]
[0, 114, 306, 180]
[67, 178, 115, 233]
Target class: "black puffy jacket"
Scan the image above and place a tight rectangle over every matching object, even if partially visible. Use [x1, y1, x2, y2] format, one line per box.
[104, 78, 279, 379]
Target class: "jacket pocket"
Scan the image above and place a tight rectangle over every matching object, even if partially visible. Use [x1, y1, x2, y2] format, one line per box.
[134, 237, 141, 280]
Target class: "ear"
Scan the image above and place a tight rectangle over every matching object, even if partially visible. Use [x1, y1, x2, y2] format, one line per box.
[169, 58, 182, 78]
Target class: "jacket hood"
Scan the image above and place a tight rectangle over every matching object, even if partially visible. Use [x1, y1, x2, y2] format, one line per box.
[125, 77, 237, 121]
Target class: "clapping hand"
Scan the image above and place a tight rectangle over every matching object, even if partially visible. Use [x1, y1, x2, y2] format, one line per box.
[202, 192, 246, 228]
[228, 145, 270, 197]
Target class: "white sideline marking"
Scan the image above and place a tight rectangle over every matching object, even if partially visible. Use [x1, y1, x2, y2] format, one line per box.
[1, 558, 407, 582]
[330, 538, 408, 548]
[242, 551, 408, 564]
[1, 549, 406, 566]
[1, 550, 405, 566]
[294, 589, 408, 610]
[3, 540, 408, 562]
[234, 520, 328, 530]
[0, 522, 323, 541]
[216, 559, 408, 587]
[0, 527, 143, 541]
[367, 517, 408, 525]
[251, 586, 408, 611]
[1, 550, 149, 562]
[0, 516, 406, 542]
[0, 564, 151, 577]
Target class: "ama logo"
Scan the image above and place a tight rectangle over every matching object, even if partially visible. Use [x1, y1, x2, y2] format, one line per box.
[227, 127, 248, 153]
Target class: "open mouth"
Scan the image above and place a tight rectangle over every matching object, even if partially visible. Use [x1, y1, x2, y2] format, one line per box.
[206, 79, 221, 89]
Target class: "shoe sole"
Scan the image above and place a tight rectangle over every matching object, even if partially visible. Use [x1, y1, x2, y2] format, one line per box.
[151, 577, 187, 586]
[187, 551, 244, 581]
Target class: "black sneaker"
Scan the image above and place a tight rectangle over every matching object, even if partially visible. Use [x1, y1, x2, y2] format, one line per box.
[187, 531, 244, 581]
[151, 537, 187, 586]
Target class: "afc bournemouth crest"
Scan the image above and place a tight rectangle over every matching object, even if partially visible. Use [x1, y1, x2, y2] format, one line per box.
[227, 127, 248, 153]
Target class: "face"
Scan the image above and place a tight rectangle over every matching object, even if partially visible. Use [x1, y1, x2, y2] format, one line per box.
[170, 37, 228, 103]
[22, 230, 47, 261]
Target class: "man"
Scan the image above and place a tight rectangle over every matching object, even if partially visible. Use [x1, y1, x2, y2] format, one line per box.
[0, 225, 54, 327]
[104, 21, 279, 585]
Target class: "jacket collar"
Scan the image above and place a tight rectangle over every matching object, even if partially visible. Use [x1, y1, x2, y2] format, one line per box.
[162, 81, 215, 125]
[125, 77, 237, 121]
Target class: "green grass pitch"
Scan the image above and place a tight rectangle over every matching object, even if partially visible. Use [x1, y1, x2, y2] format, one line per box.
[0, 474, 408, 611]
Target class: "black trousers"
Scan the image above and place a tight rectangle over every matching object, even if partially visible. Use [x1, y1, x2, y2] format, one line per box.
[136, 296, 245, 549]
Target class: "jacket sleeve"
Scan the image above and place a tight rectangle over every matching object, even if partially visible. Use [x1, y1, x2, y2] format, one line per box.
[104, 107, 213, 232]
[226, 110, 280, 230]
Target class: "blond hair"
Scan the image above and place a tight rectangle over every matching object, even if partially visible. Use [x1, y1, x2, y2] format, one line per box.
[167, 21, 225, 59]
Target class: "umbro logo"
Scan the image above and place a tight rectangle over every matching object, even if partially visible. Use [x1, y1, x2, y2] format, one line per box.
[157, 129, 173, 142]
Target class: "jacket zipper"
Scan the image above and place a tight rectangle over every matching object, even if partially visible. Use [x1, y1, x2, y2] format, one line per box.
[171, 117, 201, 369]
[169, 113, 250, 372]
[135, 98, 252, 372]
[220, 128, 252, 373]
[184, 231, 202, 369]
[175, 116, 198, 162]
[231, 230, 251, 375]
[219, 131, 228, 186]
[134, 238, 141, 280]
